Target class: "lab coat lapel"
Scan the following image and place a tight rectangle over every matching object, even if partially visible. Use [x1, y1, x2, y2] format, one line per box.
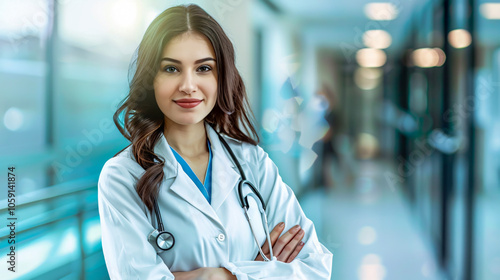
[205, 123, 244, 212]
[169, 170, 220, 221]
[155, 132, 220, 222]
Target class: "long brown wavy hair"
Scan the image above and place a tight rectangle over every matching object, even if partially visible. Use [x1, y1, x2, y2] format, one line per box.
[113, 4, 259, 213]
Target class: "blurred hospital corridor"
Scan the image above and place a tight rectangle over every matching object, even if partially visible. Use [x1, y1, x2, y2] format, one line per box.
[301, 159, 444, 280]
[2, 0, 500, 279]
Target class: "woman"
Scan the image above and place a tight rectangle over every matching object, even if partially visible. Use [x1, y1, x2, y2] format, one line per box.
[98, 4, 332, 280]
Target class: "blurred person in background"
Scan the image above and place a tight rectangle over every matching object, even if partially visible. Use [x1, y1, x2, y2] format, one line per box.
[312, 84, 349, 189]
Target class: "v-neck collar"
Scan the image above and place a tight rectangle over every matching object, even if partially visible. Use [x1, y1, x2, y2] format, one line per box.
[154, 122, 245, 218]
[169, 138, 213, 204]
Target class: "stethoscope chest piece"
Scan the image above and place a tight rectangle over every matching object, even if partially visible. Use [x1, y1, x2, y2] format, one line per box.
[148, 229, 175, 251]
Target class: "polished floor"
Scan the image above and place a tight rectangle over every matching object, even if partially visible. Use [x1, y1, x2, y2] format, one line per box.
[300, 159, 445, 280]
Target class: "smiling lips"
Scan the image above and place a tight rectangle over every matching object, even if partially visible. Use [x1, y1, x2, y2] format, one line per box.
[174, 98, 203, 108]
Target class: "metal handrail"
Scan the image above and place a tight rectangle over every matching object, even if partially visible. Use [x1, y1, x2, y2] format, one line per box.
[0, 175, 102, 279]
[0, 176, 98, 211]
[0, 176, 99, 239]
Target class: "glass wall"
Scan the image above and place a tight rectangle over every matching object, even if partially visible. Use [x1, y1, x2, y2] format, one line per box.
[395, 0, 500, 279]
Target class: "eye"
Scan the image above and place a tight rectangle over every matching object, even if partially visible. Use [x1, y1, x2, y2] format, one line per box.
[197, 65, 212, 72]
[163, 66, 178, 73]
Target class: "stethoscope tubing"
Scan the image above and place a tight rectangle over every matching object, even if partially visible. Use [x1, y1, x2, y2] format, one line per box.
[150, 129, 274, 261]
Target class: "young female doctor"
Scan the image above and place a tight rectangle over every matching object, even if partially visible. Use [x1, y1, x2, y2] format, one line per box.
[98, 4, 332, 280]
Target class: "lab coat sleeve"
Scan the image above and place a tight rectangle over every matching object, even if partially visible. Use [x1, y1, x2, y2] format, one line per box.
[222, 145, 333, 280]
[98, 157, 175, 280]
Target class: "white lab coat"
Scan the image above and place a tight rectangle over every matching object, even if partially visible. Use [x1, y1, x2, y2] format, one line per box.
[98, 122, 333, 279]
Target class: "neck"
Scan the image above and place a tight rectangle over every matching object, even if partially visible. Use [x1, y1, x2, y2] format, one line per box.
[163, 120, 207, 158]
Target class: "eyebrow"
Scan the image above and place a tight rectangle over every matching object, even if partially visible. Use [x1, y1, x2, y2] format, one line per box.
[160, 57, 215, 64]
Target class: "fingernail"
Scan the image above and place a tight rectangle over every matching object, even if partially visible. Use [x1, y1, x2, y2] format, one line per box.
[299, 241, 305, 246]
[292, 225, 300, 232]
[278, 222, 285, 228]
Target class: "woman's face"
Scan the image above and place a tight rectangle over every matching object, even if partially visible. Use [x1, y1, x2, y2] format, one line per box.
[154, 31, 218, 128]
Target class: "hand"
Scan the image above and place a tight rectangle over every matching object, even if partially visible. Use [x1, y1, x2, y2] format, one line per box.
[254, 222, 305, 263]
[173, 267, 236, 280]
[199, 267, 237, 280]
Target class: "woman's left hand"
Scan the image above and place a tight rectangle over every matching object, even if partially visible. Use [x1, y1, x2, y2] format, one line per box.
[255, 222, 305, 263]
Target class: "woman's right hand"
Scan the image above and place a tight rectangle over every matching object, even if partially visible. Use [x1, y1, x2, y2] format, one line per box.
[254, 222, 305, 263]
[173, 267, 236, 280]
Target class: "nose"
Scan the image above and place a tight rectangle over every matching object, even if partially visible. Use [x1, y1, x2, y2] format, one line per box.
[179, 71, 197, 94]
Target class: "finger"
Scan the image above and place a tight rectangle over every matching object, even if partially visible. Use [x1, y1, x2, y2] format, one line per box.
[261, 222, 285, 254]
[286, 241, 305, 263]
[276, 228, 304, 262]
[273, 225, 302, 258]
[255, 222, 285, 261]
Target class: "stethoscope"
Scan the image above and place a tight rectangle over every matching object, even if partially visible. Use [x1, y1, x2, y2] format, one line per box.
[147, 130, 275, 262]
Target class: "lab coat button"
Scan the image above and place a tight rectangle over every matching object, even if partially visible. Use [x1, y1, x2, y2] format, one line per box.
[217, 233, 225, 242]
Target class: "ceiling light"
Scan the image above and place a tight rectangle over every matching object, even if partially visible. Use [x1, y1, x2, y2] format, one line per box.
[364, 3, 399, 21]
[363, 30, 392, 49]
[448, 29, 472, 48]
[356, 48, 387, 68]
[3, 107, 24, 131]
[411, 48, 446, 68]
[412, 48, 438, 68]
[480, 3, 500, 19]
[110, 0, 138, 29]
[434, 48, 446, 66]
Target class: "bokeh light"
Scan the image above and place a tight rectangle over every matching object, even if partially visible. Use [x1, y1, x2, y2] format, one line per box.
[364, 3, 399, 20]
[356, 48, 387, 68]
[448, 29, 472, 49]
[363, 30, 392, 49]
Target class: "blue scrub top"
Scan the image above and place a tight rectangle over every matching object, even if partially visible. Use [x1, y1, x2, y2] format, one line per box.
[170, 138, 213, 204]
